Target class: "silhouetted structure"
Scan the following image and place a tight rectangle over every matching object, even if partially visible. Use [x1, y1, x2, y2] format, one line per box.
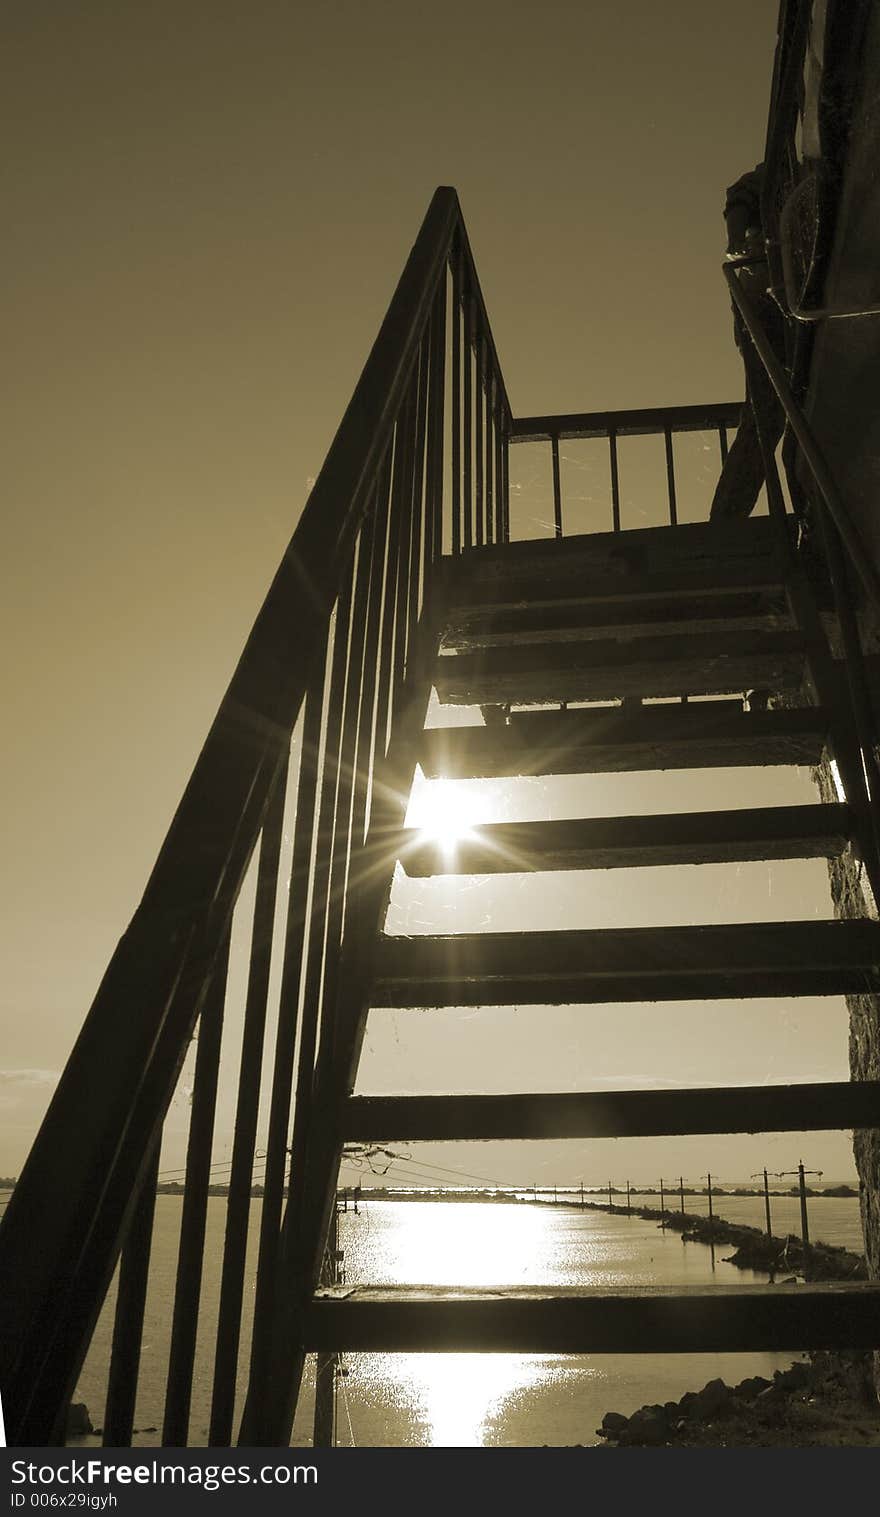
[1, 0, 878, 1447]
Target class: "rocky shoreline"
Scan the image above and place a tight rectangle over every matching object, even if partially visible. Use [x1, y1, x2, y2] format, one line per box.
[597, 1354, 880, 1447]
[588, 1202, 876, 1445]
[585, 1200, 867, 1281]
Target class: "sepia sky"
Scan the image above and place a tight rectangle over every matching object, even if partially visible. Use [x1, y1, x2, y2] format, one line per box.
[2, 1, 857, 1183]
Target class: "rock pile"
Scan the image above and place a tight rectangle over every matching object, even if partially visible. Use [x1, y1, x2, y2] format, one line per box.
[597, 1362, 813, 1446]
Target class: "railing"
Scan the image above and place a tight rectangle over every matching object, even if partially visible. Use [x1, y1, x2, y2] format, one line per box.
[510, 403, 742, 537]
[0, 186, 511, 1446]
[0, 181, 776, 1449]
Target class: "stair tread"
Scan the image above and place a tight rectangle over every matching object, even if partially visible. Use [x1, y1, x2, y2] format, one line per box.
[441, 589, 791, 649]
[344, 1081, 880, 1141]
[400, 802, 850, 875]
[435, 630, 807, 705]
[372, 919, 880, 1005]
[305, 1281, 880, 1354]
[420, 703, 829, 777]
[446, 516, 788, 577]
[312, 1282, 878, 1302]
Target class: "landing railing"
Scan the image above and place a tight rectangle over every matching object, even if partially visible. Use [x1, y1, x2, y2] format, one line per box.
[510, 403, 741, 537]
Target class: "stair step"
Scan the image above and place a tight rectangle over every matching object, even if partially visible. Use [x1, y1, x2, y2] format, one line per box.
[400, 803, 850, 875]
[306, 1282, 880, 1355]
[441, 588, 791, 650]
[444, 518, 790, 609]
[420, 703, 829, 777]
[434, 630, 807, 705]
[372, 920, 880, 1005]
[344, 1081, 880, 1142]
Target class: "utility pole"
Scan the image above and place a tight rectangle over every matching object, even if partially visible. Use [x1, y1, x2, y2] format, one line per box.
[659, 1177, 666, 1227]
[777, 1162, 823, 1278]
[580, 1179, 584, 1207]
[313, 1203, 341, 1446]
[607, 1180, 613, 1210]
[702, 1173, 716, 1270]
[625, 1178, 631, 1216]
[679, 1176, 686, 1217]
[703, 1173, 715, 1234]
[751, 1169, 773, 1237]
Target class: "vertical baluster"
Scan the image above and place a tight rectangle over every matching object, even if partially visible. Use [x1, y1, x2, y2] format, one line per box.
[208, 763, 289, 1445]
[374, 415, 409, 769]
[257, 377, 450, 1451]
[316, 515, 378, 1078]
[391, 374, 419, 698]
[609, 428, 621, 532]
[241, 556, 357, 1445]
[551, 434, 563, 539]
[422, 301, 438, 575]
[102, 1142, 160, 1445]
[718, 425, 729, 464]
[407, 329, 430, 657]
[427, 279, 447, 571]
[352, 456, 394, 851]
[474, 332, 484, 547]
[451, 244, 462, 557]
[485, 370, 495, 547]
[242, 659, 325, 1438]
[281, 561, 356, 1236]
[495, 396, 506, 544]
[462, 269, 473, 550]
[249, 529, 386, 1441]
[664, 426, 678, 527]
[26, 729, 286, 1445]
[162, 927, 232, 1445]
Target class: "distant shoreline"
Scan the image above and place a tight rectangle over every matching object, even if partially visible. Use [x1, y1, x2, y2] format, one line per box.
[0, 1180, 861, 1200]
[147, 1183, 859, 1201]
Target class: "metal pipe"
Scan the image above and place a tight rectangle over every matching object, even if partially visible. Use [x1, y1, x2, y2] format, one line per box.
[664, 427, 678, 526]
[609, 429, 621, 533]
[551, 434, 563, 538]
[723, 262, 880, 615]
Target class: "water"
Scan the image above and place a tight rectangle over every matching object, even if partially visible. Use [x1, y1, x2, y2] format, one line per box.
[71, 1193, 862, 1448]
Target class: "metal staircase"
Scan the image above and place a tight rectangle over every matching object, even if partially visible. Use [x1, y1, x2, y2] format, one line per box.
[2, 185, 879, 1449]
[304, 509, 880, 1383]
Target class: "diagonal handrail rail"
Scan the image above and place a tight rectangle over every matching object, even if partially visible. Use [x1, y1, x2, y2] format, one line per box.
[0, 186, 511, 1444]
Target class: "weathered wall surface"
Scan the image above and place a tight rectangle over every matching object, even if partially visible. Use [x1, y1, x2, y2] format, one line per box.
[813, 750, 880, 1387]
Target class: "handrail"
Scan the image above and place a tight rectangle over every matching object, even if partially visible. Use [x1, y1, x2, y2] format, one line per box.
[509, 401, 741, 537]
[724, 261, 880, 616]
[0, 186, 511, 1444]
[511, 402, 742, 444]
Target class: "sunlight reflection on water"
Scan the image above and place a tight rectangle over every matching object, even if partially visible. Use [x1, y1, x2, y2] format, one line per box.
[299, 1200, 794, 1448]
[75, 1197, 832, 1447]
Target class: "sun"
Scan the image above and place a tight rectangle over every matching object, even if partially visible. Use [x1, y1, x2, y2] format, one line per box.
[405, 775, 481, 854]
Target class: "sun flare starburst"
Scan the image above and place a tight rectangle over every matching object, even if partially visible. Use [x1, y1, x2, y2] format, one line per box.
[406, 776, 481, 854]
